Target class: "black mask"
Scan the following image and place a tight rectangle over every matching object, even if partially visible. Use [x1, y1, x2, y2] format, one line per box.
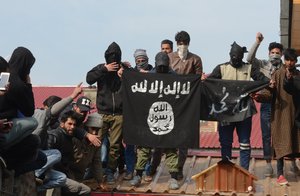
[156, 65, 169, 73]
[155, 52, 170, 73]
[229, 42, 247, 68]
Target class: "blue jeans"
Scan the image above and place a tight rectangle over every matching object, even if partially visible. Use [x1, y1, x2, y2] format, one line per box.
[37, 169, 67, 191]
[0, 117, 38, 149]
[35, 149, 62, 177]
[35, 149, 67, 191]
[218, 117, 252, 170]
[125, 144, 135, 173]
[260, 103, 272, 161]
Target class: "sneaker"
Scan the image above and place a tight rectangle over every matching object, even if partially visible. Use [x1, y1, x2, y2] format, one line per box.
[168, 178, 179, 190]
[290, 161, 300, 175]
[264, 163, 273, 177]
[106, 174, 116, 184]
[123, 172, 133, 180]
[276, 175, 288, 185]
[35, 177, 44, 186]
[144, 175, 153, 182]
[129, 175, 141, 186]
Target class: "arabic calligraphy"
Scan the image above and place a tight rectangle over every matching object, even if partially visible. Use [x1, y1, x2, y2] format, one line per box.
[147, 101, 174, 135]
[131, 80, 190, 98]
[209, 87, 249, 115]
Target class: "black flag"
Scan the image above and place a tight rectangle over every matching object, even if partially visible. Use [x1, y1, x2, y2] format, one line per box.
[122, 70, 201, 148]
[200, 78, 269, 122]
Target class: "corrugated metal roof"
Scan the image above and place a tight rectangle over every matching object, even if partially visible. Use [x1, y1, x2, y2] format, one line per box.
[89, 157, 300, 196]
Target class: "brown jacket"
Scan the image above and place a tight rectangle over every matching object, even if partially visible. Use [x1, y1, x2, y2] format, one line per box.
[168, 51, 202, 75]
[70, 137, 103, 183]
[265, 66, 300, 159]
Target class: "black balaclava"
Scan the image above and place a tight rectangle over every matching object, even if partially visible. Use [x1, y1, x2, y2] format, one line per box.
[229, 42, 247, 68]
[155, 52, 170, 73]
[104, 42, 122, 65]
[8, 47, 35, 82]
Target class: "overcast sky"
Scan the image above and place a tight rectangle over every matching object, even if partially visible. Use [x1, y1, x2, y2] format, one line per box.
[0, 0, 281, 86]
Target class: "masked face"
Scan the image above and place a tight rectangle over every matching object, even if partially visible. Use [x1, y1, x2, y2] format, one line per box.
[230, 54, 243, 68]
[177, 44, 188, 60]
[156, 65, 169, 73]
[269, 53, 282, 66]
[135, 58, 148, 71]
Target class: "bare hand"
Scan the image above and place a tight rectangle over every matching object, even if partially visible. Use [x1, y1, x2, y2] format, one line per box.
[256, 32, 264, 44]
[105, 62, 120, 72]
[117, 67, 124, 78]
[70, 82, 83, 99]
[286, 68, 292, 80]
[201, 72, 207, 80]
[269, 79, 275, 88]
[0, 119, 13, 133]
[250, 92, 263, 102]
[87, 133, 101, 147]
[139, 69, 148, 73]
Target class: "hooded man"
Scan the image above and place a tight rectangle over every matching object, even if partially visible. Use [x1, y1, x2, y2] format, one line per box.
[208, 41, 269, 171]
[0, 47, 47, 177]
[86, 42, 126, 184]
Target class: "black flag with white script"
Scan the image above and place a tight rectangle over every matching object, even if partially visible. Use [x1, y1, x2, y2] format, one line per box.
[200, 78, 269, 122]
[122, 70, 201, 148]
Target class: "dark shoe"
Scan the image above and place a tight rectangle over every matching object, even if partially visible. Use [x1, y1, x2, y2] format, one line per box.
[106, 174, 116, 184]
[35, 177, 44, 186]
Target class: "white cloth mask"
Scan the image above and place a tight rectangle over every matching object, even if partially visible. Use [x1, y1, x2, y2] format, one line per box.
[177, 45, 189, 60]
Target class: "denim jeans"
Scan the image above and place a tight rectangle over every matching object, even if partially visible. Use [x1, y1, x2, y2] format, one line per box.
[101, 134, 109, 165]
[0, 117, 38, 150]
[35, 149, 62, 177]
[37, 169, 67, 191]
[125, 144, 135, 173]
[260, 103, 272, 161]
[218, 117, 252, 170]
[277, 157, 284, 177]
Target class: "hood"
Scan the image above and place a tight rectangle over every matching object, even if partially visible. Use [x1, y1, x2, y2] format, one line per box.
[105, 42, 122, 64]
[0, 56, 9, 73]
[8, 47, 35, 82]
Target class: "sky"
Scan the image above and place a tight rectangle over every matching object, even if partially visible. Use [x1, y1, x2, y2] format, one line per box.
[0, 0, 281, 86]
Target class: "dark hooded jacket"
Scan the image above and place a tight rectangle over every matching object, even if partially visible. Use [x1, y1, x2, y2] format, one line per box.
[86, 42, 123, 115]
[0, 47, 35, 119]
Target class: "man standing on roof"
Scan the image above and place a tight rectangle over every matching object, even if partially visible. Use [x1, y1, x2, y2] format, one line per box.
[86, 42, 130, 184]
[247, 32, 285, 177]
[208, 41, 269, 171]
[168, 30, 203, 179]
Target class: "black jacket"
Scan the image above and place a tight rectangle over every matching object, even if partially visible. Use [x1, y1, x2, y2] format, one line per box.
[47, 127, 74, 176]
[0, 47, 35, 120]
[86, 42, 123, 115]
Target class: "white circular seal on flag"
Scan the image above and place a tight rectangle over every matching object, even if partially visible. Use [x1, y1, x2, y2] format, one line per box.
[147, 101, 174, 135]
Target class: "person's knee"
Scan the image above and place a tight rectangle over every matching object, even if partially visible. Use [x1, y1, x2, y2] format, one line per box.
[56, 172, 67, 185]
